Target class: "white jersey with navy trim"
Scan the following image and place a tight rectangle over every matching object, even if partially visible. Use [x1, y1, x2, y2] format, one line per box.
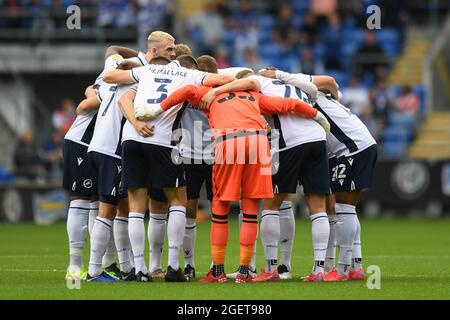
[122, 64, 207, 148]
[252, 75, 326, 151]
[88, 54, 148, 159]
[315, 93, 376, 158]
[64, 54, 125, 147]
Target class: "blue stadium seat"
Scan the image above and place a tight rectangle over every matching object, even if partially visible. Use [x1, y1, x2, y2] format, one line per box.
[388, 112, 416, 130]
[381, 124, 413, 159]
[412, 85, 426, 114]
[259, 43, 281, 60]
[0, 165, 14, 183]
[326, 70, 349, 88]
[259, 15, 274, 31]
[258, 28, 272, 43]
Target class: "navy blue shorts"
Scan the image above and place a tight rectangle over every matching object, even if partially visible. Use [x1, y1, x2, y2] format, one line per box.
[121, 140, 186, 190]
[183, 158, 213, 201]
[273, 141, 330, 195]
[329, 144, 378, 193]
[148, 187, 167, 202]
[88, 151, 126, 205]
[62, 139, 97, 196]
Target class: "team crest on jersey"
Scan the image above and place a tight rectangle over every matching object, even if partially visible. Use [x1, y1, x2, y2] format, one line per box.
[77, 157, 84, 166]
[83, 179, 93, 189]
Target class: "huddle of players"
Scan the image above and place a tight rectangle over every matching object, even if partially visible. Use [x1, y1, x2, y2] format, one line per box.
[64, 30, 377, 283]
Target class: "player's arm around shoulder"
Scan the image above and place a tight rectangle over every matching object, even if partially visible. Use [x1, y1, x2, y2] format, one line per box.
[118, 88, 154, 137]
[198, 76, 261, 110]
[76, 95, 101, 115]
[202, 73, 235, 87]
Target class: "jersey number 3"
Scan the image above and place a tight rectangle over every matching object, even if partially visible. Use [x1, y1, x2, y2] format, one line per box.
[147, 78, 173, 104]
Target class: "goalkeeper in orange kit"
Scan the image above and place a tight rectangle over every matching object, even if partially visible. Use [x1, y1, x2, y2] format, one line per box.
[136, 82, 328, 283]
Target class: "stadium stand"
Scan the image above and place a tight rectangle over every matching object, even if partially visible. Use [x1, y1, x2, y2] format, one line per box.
[0, 0, 449, 181]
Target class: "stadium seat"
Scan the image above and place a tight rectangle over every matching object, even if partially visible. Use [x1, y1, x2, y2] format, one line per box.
[258, 15, 274, 31]
[259, 43, 281, 61]
[412, 85, 426, 114]
[0, 165, 14, 183]
[388, 112, 416, 130]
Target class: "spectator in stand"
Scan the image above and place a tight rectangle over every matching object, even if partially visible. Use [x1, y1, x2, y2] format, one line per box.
[309, 0, 337, 27]
[42, 131, 64, 180]
[272, 2, 297, 50]
[396, 85, 421, 117]
[215, 47, 230, 69]
[137, 0, 167, 51]
[299, 13, 319, 47]
[189, 0, 224, 55]
[233, 0, 258, 28]
[13, 130, 45, 181]
[292, 46, 324, 75]
[52, 98, 76, 134]
[323, 13, 343, 70]
[369, 78, 395, 124]
[360, 106, 378, 139]
[352, 30, 387, 78]
[240, 48, 267, 72]
[341, 77, 370, 117]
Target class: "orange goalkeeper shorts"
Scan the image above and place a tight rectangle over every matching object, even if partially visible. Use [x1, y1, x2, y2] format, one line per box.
[212, 132, 274, 201]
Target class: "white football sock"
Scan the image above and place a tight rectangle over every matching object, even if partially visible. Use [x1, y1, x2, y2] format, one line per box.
[88, 217, 112, 277]
[128, 212, 147, 274]
[352, 215, 363, 269]
[335, 203, 357, 275]
[260, 210, 280, 272]
[102, 225, 116, 268]
[325, 214, 337, 272]
[67, 199, 90, 272]
[114, 217, 132, 273]
[183, 217, 196, 268]
[279, 201, 295, 270]
[148, 212, 167, 272]
[310, 212, 329, 274]
[88, 201, 99, 237]
[167, 206, 186, 271]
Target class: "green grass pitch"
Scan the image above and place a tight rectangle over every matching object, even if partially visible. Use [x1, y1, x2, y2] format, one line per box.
[1, 217, 449, 300]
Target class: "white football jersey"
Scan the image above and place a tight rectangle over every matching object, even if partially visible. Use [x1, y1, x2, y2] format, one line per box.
[65, 54, 125, 147]
[251, 75, 326, 151]
[315, 93, 376, 158]
[121, 64, 207, 148]
[88, 53, 148, 158]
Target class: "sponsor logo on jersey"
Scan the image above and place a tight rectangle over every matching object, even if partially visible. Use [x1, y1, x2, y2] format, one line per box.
[77, 157, 84, 166]
[348, 157, 354, 166]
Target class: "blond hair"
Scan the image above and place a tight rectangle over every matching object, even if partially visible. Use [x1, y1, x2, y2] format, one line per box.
[147, 31, 175, 45]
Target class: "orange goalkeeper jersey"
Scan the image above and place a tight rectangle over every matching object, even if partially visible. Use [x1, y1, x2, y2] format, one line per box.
[160, 85, 317, 135]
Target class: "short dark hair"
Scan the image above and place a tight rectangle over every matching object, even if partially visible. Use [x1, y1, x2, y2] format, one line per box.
[176, 54, 198, 70]
[197, 55, 218, 73]
[150, 55, 171, 65]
